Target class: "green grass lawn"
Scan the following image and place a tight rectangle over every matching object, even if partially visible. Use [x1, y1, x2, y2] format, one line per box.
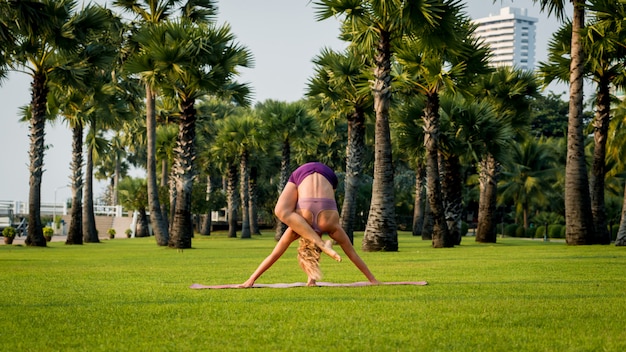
[1, 232, 625, 351]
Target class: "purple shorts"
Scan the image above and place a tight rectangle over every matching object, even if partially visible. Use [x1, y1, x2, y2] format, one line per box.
[288, 162, 338, 189]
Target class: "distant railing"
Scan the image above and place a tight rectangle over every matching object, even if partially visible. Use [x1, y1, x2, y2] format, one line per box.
[0, 200, 124, 217]
[0, 199, 227, 222]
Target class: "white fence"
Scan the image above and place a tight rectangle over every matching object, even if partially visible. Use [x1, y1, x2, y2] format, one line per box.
[0, 200, 124, 217]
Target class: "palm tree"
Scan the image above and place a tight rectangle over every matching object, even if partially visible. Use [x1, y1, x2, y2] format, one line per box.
[256, 100, 320, 239]
[118, 177, 150, 237]
[195, 99, 238, 235]
[3, 0, 110, 246]
[438, 95, 508, 246]
[391, 99, 427, 238]
[126, 20, 251, 248]
[212, 110, 263, 239]
[49, 50, 122, 244]
[115, 0, 218, 246]
[307, 48, 373, 242]
[532, 0, 594, 245]
[498, 137, 560, 230]
[609, 101, 626, 245]
[315, 0, 457, 251]
[472, 67, 539, 243]
[393, 4, 490, 248]
[541, 1, 626, 244]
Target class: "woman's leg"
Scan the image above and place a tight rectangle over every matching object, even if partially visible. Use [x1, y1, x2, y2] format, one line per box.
[240, 228, 299, 287]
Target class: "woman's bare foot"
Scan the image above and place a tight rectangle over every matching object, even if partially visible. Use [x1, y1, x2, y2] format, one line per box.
[239, 279, 255, 288]
[306, 279, 318, 286]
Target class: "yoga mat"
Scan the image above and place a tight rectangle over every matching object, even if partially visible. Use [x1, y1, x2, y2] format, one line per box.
[190, 281, 428, 289]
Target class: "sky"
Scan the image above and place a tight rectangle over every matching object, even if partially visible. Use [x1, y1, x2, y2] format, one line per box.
[0, 0, 571, 205]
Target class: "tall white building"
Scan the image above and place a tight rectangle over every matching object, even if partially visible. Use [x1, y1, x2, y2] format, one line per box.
[473, 7, 538, 71]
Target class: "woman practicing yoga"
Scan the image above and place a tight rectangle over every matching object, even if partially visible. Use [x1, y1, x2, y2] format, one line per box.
[240, 162, 379, 287]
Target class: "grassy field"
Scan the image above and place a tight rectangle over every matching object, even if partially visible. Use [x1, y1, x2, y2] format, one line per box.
[1, 232, 625, 351]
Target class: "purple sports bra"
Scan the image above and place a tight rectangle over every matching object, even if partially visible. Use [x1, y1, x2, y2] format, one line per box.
[288, 162, 338, 189]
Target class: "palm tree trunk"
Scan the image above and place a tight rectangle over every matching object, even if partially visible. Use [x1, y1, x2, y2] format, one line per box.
[615, 181, 626, 246]
[274, 140, 290, 240]
[363, 29, 398, 252]
[412, 164, 426, 237]
[113, 156, 120, 206]
[423, 92, 450, 248]
[565, 0, 595, 245]
[66, 123, 83, 245]
[249, 167, 261, 235]
[83, 142, 99, 243]
[590, 76, 611, 244]
[136, 208, 150, 237]
[421, 194, 434, 240]
[25, 72, 47, 247]
[227, 162, 239, 238]
[200, 175, 212, 236]
[146, 85, 169, 246]
[476, 154, 498, 243]
[441, 154, 463, 246]
[168, 98, 196, 249]
[239, 150, 251, 239]
[341, 107, 366, 243]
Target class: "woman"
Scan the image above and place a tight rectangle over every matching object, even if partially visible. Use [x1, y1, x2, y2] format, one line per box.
[240, 162, 379, 287]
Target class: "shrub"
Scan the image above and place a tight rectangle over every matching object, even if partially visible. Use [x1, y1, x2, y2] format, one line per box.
[535, 226, 546, 239]
[43, 227, 54, 237]
[2, 227, 16, 238]
[548, 224, 564, 239]
[504, 224, 518, 237]
[515, 226, 525, 238]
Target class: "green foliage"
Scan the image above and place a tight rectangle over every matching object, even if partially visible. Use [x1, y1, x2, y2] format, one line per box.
[610, 224, 618, 241]
[460, 222, 469, 237]
[43, 227, 54, 237]
[529, 92, 569, 138]
[535, 226, 546, 239]
[107, 228, 116, 236]
[515, 226, 525, 238]
[504, 224, 519, 237]
[1, 235, 625, 351]
[548, 224, 565, 239]
[2, 227, 16, 238]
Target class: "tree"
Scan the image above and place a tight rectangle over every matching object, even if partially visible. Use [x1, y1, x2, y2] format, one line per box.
[609, 100, 626, 246]
[391, 99, 427, 238]
[212, 110, 264, 239]
[540, 0, 626, 244]
[529, 92, 569, 138]
[115, 0, 218, 246]
[47, 11, 124, 244]
[118, 177, 150, 237]
[472, 67, 539, 243]
[393, 3, 490, 247]
[315, 0, 456, 251]
[498, 137, 560, 230]
[438, 95, 508, 245]
[307, 48, 373, 242]
[3, 0, 110, 246]
[126, 20, 252, 248]
[195, 99, 238, 236]
[532, 0, 595, 245]
[256, 100, 320, 240]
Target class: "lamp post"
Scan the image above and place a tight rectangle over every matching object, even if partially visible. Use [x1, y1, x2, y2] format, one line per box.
[53, 186, 68, 232]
